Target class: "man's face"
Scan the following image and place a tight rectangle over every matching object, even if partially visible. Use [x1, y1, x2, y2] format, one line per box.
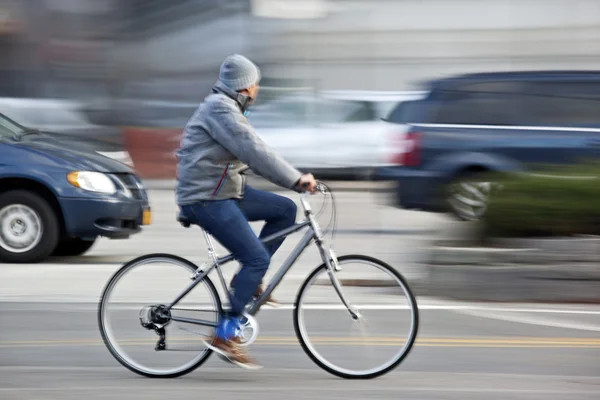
[247, 84, 260, 103]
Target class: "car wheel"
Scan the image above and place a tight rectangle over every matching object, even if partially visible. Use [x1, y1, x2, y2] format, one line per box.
[0, 190, 60, 263]
[446, 172, 495, 221]
[51, 238, 97, 257]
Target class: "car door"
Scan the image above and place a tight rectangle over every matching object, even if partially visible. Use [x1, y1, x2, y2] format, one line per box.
[249, 96, 316, 168]
[310, 99, 379, 169]
[517, 78, 600, 166]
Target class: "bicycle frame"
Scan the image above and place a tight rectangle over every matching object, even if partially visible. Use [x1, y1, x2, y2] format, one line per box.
[165, 191, 352, 328]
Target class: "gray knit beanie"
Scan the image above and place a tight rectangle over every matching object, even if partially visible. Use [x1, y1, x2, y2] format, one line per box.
[218, 54, 261, 92]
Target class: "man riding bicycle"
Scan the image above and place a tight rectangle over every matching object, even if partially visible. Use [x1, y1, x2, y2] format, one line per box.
[176, 54, 317, 369]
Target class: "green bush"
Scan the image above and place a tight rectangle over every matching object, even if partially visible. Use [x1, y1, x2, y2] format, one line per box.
[483, 162, 600, 238]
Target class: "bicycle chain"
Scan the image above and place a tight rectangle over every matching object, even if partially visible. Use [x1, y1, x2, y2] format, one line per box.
[170, 307, 216, 313]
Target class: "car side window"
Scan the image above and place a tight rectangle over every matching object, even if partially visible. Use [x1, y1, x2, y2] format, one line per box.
[520, 81, 600, 127]
[342, 101, 376, 122]
[313, 100, 373, 124]
[434, 89, 519, 125]
[249, 98, 312, 127]
[385, 100, 424, 124]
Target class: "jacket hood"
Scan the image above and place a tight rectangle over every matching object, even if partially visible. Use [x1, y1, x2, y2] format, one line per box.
[212, 80, 253, 111]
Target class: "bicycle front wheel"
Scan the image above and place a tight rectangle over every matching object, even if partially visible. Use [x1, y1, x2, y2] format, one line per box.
[294, 255, 419, 379]
[98, 253, 222, 378]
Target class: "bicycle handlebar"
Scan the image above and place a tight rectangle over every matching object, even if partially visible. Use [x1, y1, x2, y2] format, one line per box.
[300, 181, 327, 212]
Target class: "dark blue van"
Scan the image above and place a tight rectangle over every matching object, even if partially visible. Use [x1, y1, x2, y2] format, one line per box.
[377, 71, 600, 220]
[0, 112, 150, 263]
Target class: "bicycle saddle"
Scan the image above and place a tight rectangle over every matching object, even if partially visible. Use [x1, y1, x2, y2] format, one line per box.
[176, 212, 191, 228]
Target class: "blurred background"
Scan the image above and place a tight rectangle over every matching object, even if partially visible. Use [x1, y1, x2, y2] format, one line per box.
[1, 1, 600, 399]
[2, 0, 600, 177]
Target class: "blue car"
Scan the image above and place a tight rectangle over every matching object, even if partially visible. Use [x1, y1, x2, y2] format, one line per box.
[0, 112, 151, 263]
[377, 70, 600, 220]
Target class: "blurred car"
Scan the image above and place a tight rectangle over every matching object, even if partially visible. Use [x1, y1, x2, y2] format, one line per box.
[0, 112, 150, 263]
[249, 90, 425, 179]
[0, 97, 132, 166]
[376, 70, 600, 220]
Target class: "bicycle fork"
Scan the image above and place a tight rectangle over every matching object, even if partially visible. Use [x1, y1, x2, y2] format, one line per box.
[306, 211, 361, 321]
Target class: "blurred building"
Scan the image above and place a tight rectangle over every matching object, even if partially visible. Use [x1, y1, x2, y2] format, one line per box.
[2, 0, 599, 180]
[111, 0, 600, 98]
[0, 0, 117, 99]
[3, 0, 599, 101]
[108, 1, 252, 103]
[251, 0, 600, 91]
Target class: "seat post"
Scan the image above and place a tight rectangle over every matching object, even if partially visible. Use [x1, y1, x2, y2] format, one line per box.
[201, 229, 218, 263]
[200, 228, 231, 295]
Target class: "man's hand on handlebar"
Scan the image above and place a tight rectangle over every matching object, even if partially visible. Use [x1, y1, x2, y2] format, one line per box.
[297, 173, 318, 194]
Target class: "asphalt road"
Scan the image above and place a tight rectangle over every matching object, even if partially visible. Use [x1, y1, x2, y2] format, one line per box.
[2, 189, 599, 399]
[1, 302, 599, 399]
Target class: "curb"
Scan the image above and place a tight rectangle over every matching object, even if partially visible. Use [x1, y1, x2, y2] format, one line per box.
[424, 235, 600, 303]
[427, 246, 600, 265]
[427, 236, 600, 265]
[428, 247, 537, 265]
[425, 263, 600, 303]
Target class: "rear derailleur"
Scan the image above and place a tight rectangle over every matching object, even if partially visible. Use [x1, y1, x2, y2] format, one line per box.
[139, 305, 172, 351]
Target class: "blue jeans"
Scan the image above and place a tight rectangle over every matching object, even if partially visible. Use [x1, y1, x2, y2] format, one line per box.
[180, 185, 297, 316]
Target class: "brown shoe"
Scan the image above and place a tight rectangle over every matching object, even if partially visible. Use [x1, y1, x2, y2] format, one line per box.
[231, 336, 243, 345]
[231, 274, 280, 307]
[203, 335, 262, 370]
[254, 283, 280, 307]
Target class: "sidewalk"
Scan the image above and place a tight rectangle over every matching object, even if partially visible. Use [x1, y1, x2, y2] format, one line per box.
[0, 261, 428, 304]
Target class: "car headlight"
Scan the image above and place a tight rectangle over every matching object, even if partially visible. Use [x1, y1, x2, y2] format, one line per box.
[67, 171, 117, 194]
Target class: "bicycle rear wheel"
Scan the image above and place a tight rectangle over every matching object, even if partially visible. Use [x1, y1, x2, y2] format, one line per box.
[98, 253, 222, 378]
[293, 255, 419, 379]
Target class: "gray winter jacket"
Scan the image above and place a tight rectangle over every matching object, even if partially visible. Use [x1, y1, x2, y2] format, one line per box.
[175, 81, 303, 206]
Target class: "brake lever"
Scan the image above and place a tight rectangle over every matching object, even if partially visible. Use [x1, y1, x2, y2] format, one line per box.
[304, 181, 326, 193]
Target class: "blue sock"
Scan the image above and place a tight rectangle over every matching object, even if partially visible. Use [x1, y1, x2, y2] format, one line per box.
[216, 316, 241, 340]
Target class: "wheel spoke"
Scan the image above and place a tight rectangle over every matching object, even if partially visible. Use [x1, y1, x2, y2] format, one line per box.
[98, 255, 222, 378]
[294, 256, 419, 379]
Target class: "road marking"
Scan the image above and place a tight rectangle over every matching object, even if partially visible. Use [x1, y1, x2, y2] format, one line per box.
[262, 304, 600, 314]
[3, 302, 600, 317]
[23, 302, 599, 313]
[456, 308, 600, 332]
[2, 336, 600, 349]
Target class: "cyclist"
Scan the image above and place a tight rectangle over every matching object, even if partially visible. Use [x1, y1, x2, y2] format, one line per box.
[176, 54, 317, 369]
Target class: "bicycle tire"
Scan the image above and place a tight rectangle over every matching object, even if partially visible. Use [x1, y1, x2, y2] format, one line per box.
[98, 253, 222, 378]
[293, 254, 419, 379]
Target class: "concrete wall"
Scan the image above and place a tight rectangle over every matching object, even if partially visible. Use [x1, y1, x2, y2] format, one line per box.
[252, 0, 600, 90]
[110, 0, 600, 94]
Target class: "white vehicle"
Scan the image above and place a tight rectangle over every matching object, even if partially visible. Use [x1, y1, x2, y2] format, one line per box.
[249, 90, 426, 178]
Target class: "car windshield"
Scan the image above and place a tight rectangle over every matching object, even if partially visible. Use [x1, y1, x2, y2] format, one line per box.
[0, 113, 26, 139]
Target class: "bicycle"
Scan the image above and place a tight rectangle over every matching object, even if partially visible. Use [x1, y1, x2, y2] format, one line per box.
[98, 182, 419, 379]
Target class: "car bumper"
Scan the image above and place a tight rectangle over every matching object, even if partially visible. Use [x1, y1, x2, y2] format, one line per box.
[60, 197, 151, 239]
[376, 167, 445, 211]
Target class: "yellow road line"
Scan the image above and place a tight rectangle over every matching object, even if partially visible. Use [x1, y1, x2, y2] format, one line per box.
[2, 337, 600, 349]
